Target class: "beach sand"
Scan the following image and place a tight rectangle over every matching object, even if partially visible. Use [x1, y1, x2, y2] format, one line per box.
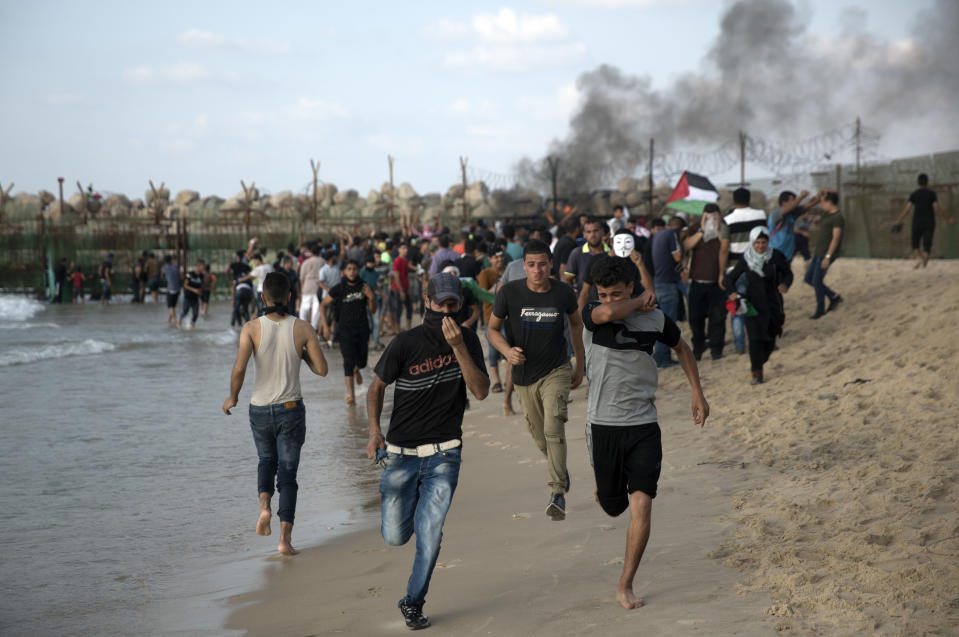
[226, 258, 958, 636]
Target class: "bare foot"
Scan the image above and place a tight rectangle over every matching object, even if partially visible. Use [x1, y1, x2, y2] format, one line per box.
[278, 541, 299, 556]
[345, 394, 355, 405]
[256, 510, 272, 536]
[503, 404, 516, 416]
[354, 369, 363, 385]
[616, 587, 645, 610]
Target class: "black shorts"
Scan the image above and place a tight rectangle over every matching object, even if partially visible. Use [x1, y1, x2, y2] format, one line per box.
[338, 329, 370, 376]
[167, 290, 180, 308]
[587, 422, 662, 516]
[200, 290, 211, 303]
[911, 223, 934, 252]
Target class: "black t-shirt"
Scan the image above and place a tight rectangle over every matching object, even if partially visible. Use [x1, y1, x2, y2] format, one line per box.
[553, 235, 577, 278]
[492, 279, 577, 386]
[230, 261, 251, 281]
[909, 188, 938, 226]
[458, 255, 481, 279]
[374, 325, 487, 447]
[100, 261, 112, 280]
[328, 278, 370, 333]
[184, 270, 204, 298]
[54, 264, 67, 283]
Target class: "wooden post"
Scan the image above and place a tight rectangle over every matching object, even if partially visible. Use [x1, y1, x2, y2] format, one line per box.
[310, 159, 320, 224]
[57, 177, 64, 217]
[240, 180, 255, 239]
[739, 131, 747, 187]
[387, 155, 395, 226]
[0, 181, 12, 224]
[459, 156, 469, 223]
[547, 156, 559, 221]
[148, 180, 165, 226]
[648, 138, 654, 216]
[76, 180, 88, 225]
[835, 164, 841, 203]
[855, 116, 861, 177]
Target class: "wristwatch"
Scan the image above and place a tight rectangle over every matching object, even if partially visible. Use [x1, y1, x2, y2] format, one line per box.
[824, 254, 831, 259]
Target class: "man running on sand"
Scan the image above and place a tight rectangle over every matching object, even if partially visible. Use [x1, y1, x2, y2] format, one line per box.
[366, 273, 489, 629]
[487, 239, 585, 521]
[222, 272, 329, 556]
[582, 256, 709, 610]
[320, 259, 376, 405]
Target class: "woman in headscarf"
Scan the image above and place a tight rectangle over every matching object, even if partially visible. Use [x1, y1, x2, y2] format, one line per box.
[724, 226, 793, 384]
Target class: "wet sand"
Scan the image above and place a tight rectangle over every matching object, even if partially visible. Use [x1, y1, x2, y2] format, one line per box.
[226, 258, 958, 636]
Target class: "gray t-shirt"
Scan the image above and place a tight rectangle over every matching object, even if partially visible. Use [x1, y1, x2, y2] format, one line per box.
[499, 259, 526, 284]
[581, 301, 681, 426]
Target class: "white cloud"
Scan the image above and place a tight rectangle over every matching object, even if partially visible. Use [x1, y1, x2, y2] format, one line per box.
[420, 18, 469, 41]
[439, 9, 586, 71]
[291, 98, 350, 120]
[472, 8, 566, 43]
[176, 28, 292, 55]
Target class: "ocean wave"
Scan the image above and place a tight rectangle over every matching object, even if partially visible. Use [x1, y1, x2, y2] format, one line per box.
[0, 322, 60, 330]
[0, 295, 46, 322]
[0, 339, 116, 367]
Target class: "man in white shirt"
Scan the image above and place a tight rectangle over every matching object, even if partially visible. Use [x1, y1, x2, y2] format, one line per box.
[249, 254, 274, 316]
[297, 243, 326, 331]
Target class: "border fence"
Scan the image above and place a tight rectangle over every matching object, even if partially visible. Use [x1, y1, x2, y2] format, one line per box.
[1, 151, 956, 299]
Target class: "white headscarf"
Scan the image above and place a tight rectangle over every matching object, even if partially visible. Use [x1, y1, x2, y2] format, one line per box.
[743, 226, 772, 276]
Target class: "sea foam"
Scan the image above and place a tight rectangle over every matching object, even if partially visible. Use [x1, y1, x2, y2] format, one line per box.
[0, 339, 116, 367]
[0, 295, 46, 322]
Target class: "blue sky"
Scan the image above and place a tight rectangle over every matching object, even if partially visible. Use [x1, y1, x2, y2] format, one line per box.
[0, 0, 944, 200]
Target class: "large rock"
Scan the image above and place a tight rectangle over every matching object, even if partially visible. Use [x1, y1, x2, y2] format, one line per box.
[269, 190, 294, 209]
[617, 177, 640, 193]
[333, 189, 359, 205]
[380, 182, 394, 198]
[234, 186, 260, 202]
[131, 198, 145, 210]
[610, 191, 626, 207]
[13, 193, 40, 207]
[103, 194, 131, 215]
[221, 196, 243, 212]
[367, 189, 382, 204]
[146, 186, 170, 205]
[317, 184, 337, 207]
[48, 200, 74, 220]
[465, 181, 489, 207]
[444, 184, 464, 203]
[626, 190, 647, 208]
[38, 190, 55, 206]
[174, 190, 199, 206]
[396, 182, 417, 200]
[68, 193, 86, 210]
[472, 203, 495, 219]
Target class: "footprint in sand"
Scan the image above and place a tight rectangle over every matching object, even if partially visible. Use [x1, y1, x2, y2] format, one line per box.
[605, 557, 624, 566]
[512, 513, 530, 520]
[485, 441, 503, 447]
[518, 458, 532, 464]
[366, 586, 382, 597]
[462, 431, 476, 438]
[353, 547, 388, 554]
[478, 433, 492, 438]
[436, 559, 461, 569]
[597, 524, 616, 532]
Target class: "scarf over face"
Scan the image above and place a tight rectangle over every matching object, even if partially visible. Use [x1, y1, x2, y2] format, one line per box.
[743, 225, 772, 277]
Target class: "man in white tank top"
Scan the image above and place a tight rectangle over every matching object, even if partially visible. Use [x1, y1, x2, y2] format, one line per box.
[223, 272, 328, 555]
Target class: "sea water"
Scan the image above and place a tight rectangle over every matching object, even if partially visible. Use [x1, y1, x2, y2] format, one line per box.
[0, 295, 383, 636]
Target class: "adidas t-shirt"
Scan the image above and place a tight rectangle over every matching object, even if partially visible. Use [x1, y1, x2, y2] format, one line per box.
[582, 301, 681, 426]
[374, 325, 486, 447]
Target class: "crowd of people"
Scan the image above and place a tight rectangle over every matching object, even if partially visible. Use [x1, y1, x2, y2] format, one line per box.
[46, 174, 949, 629]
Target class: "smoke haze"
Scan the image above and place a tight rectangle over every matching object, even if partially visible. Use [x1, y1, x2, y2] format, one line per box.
[516, 0, 959, 193]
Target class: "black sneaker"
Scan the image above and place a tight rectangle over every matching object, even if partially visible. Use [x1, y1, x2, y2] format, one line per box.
[810, 311, 825, 320]
[546, 493, 566, 521]
[399, 600, 431, 630]
[827, 295, 843, 313]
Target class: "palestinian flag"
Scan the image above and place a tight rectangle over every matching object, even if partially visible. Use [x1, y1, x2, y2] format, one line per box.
[665, 171, 719, 215]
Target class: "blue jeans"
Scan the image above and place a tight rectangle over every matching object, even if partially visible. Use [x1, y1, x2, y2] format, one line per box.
[249, 400, 306, 524]
[804, 256, 836, 314]
[730, 273, 749, 352]
[380, 447, 462, 606]
[653, 282, 680, 366]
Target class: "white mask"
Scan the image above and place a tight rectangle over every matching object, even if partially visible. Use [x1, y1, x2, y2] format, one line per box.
[612, 234, 635, 258]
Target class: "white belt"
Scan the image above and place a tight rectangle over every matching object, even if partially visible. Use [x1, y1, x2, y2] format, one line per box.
[386, 439, 461, 457]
